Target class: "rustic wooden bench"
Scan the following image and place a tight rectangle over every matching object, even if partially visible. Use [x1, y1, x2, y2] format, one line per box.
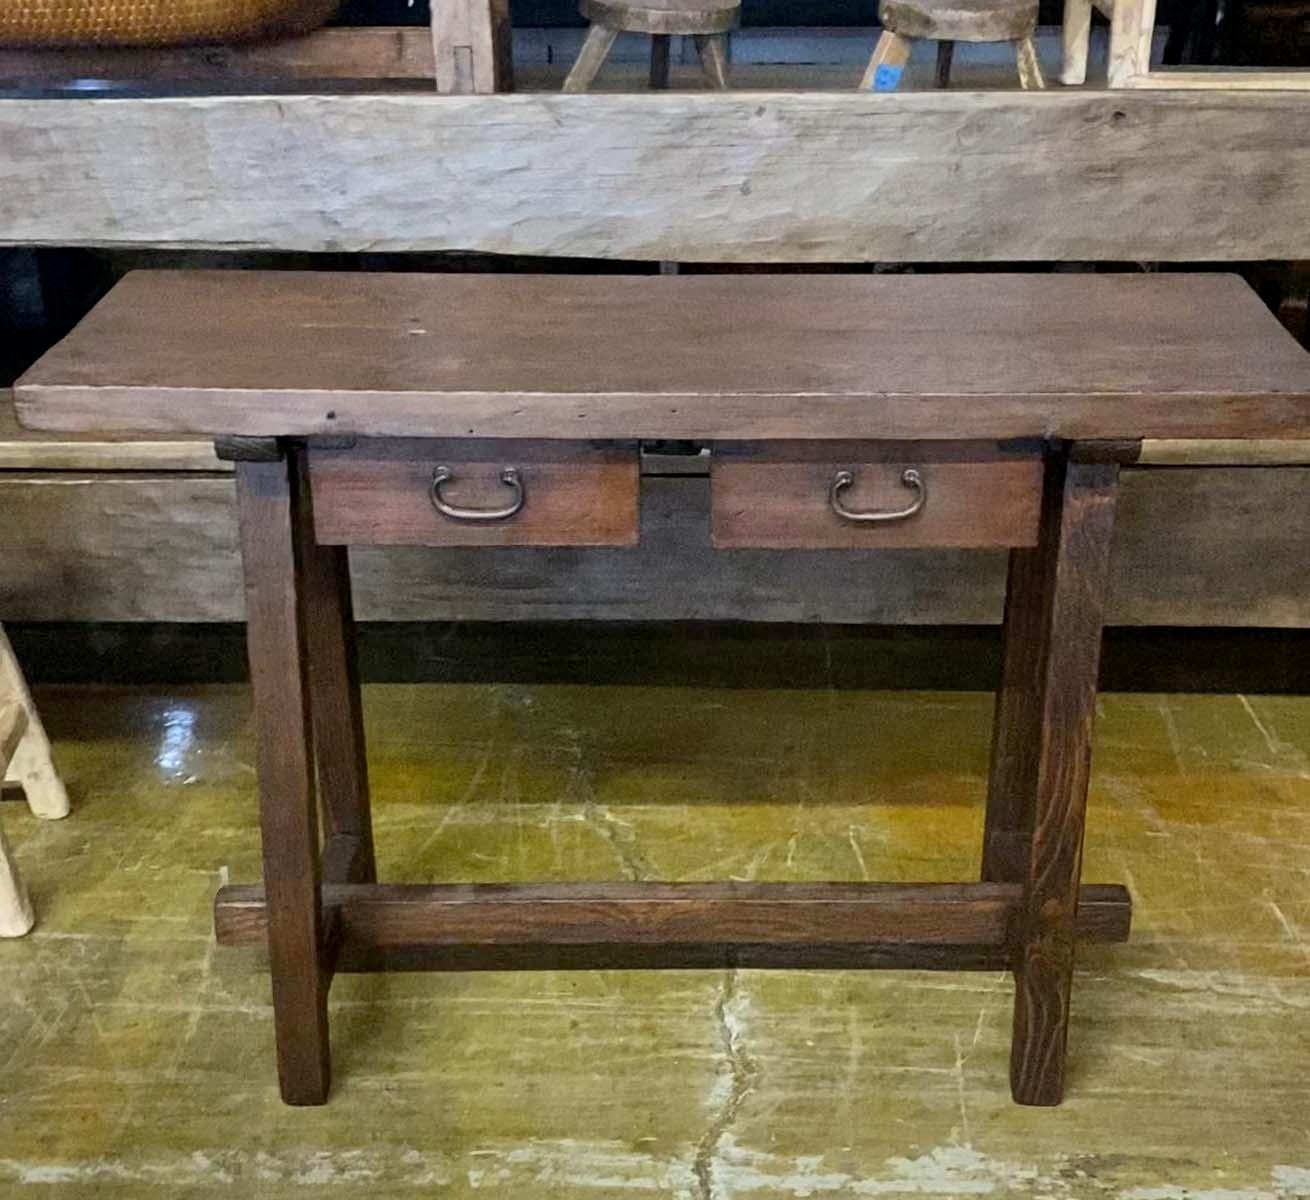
[15, 269, 1310, 1107]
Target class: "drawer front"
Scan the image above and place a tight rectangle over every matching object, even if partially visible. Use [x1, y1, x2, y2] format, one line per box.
[309, 439, 639, 547]
[711, 443, 1043, 550]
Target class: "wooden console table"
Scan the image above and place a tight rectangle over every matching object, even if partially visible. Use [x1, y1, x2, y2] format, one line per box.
[15, 270, 1310, 1107]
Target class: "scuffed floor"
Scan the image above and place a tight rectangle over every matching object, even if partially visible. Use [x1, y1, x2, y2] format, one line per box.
[1, 680, 1308, 1197]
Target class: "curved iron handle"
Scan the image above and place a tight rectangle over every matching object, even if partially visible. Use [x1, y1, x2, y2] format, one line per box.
[829, 467, 926, 523]
[430, 465, 525, 522]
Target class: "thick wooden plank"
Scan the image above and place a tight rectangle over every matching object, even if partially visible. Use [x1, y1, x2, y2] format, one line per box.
[214, 880, 1133, 949]
[310, 440, 641, 547]
[0, 28, 435, 86]
[1009, 451, 1120, 1106]
[17, 272, 1310, 440]
[235, 452, 332, 1105]
[2, 92, 1310, 260]
[4, 469, 1310, 626]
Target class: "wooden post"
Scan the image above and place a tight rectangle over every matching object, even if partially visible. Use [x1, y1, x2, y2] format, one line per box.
[1061, 0, 1094, 84]
[1001, 445, 1122, 1106]
[1108, 0, 1156, 86]
[431, 0, 513, 94]
[235, 445, 333, 1105]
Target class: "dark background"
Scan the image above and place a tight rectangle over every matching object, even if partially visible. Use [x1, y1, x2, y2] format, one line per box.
[333, 1, 1310, 65]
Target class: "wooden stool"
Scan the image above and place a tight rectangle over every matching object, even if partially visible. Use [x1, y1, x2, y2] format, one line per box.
[563, 0, 739, 92]
[861, 0, 1045, 90]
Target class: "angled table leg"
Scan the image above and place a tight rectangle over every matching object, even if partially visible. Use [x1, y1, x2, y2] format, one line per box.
[235, 445, 333, 1105]
[303, 540, 375, 885]
[992, 444, 1124, 1106]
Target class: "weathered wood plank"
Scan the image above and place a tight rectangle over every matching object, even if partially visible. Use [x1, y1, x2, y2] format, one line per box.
[2, 91, 1310, 260]
[17, 272, 1310, 440]
[2, 469, 1309, 626]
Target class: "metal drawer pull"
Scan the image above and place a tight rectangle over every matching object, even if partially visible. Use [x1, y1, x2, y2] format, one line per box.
[829, 467, 926, 523]
[430, 465, 525, 522]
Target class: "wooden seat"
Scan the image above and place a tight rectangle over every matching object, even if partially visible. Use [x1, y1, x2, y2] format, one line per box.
[563, 0, 739, 92]
[861, 0, 1044, 90]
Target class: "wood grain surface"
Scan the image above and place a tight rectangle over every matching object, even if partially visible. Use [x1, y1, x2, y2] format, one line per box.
[711, 452, 1042, 549]
[3, 92, 1310, 261]
[310, 439, 640, 547]
[234, 452, 332, 1105]
[16, 271, 1310, 440]
[214, 880, 1133, 950]
[1007, 452, 1120, 1106]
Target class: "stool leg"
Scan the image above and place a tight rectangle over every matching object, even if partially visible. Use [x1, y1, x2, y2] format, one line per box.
[650, 33, 672, 88]
[0, 625, 70, 821]
[1015, 34, 1047, 88]
[934, 40, 955, 86]
[1061, 0, 1094, 83]
[693, 34, 730, 88]
[563, 23, 619, 92]
[0, 821, 34, 938]
[236, 449, 332, 1106]
[860, 30, 912, 91]
[304, 541, 375, 885]
[1007, 449, 1120, 1106]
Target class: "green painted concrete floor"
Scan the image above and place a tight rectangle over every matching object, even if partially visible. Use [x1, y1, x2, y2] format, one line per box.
[1, 681, 1308, 1197]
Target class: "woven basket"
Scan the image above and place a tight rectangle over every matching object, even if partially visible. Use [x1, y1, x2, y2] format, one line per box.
[1, 0, 340, 47]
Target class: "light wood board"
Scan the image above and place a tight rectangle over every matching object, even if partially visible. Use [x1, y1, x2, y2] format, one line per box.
[2, 91, 1310, 260]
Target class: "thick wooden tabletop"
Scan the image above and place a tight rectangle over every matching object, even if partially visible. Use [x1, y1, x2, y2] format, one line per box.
[16, 270, 1310, 441]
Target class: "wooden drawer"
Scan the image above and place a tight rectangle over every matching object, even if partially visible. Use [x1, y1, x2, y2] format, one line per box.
[308, 439, 639, 547]
[711, 442, 1043, 550]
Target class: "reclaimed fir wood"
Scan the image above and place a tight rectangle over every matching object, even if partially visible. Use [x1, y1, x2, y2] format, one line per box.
[1007, 447, 1121, 1106]
[234, 450, 332, 1105]
[16, 272, 1310, 441]
[309, 440, 641, 547]
[213, 880, 1133, 950]
[4, 93, 1310, 261]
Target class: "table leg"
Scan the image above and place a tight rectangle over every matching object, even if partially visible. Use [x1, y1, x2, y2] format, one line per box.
[1002, 447, 1120, 1106]
[303, 540, 375, 885]
[236, 449, 332, 1105]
